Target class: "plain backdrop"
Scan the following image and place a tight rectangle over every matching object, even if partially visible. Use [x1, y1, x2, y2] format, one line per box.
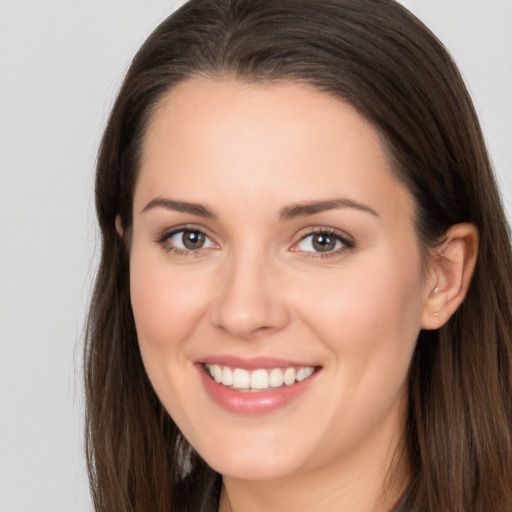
[0, 1, 510, 510]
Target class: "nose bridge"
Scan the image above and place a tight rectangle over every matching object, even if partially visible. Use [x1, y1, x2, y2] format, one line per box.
[210, 241, 289, 338]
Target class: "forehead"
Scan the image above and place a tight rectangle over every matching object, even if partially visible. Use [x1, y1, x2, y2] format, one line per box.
[135, 77, 414, 223]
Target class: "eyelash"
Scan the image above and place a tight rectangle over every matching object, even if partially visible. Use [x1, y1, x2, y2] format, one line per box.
[292, 228, 355, 259]
[156, 224, 217, 257]
[155, 225, 355, 258]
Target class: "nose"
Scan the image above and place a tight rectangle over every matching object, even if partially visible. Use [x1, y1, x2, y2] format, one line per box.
[209, 251, 290, 339]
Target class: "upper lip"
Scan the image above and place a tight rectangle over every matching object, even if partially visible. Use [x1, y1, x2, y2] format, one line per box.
[195, 355, 321, 370]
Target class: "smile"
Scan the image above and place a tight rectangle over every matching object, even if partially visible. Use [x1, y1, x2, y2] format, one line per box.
[204, 364, 316, 392]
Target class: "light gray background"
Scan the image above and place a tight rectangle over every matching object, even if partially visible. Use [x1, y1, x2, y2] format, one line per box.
[0, 1, 510, 510]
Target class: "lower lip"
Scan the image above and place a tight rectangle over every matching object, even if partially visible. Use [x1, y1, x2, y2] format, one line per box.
[197, 365, 318, 415]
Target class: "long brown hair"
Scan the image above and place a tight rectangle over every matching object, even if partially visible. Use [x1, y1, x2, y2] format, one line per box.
[84, 1, 512, 510]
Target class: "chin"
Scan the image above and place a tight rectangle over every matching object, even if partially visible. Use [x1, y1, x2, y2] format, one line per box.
[207, 456, 300, 481]
[194, 435, 308, 481]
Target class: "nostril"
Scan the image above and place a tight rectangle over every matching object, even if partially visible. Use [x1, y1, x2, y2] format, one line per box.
[210, 299, 290, 339]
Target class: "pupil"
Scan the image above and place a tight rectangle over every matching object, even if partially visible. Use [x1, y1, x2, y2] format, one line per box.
[312, 234, 336, 252]
[183, 231, 205, 249]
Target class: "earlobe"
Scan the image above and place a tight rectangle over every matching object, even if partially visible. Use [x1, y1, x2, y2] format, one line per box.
[421, 223, 479, 330]
[115, 215, 124, 237]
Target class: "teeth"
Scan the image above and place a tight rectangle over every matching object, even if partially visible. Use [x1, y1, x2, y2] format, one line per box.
[284, 367, 296, 385]
[204, 364, 315, 391]
[296, 367, 314, 382]
[221, 366, 233, 386]
[233, 368, 250, 389]
[212, 364, 223, 383]
[251, 369, 269, 390]
[269, 368, 284, 387]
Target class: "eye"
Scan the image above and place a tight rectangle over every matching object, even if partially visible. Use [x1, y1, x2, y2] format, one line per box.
[162, 228, 216, 252]
[294, 230, 354, 254]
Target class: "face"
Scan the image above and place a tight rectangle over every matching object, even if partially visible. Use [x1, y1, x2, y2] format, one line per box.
[129, 78, 431, 483]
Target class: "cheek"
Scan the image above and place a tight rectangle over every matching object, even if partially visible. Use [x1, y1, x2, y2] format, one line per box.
[128, 248, 214, 427]
[296, 249, 424, 376]
[129, 249, 212, 356]
[291, 253, 424, 450]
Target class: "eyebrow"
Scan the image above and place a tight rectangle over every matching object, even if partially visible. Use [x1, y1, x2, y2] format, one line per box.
[141, 197, 216, 217]
[141, 196, 378, 220]
[279, 198, 379, 220]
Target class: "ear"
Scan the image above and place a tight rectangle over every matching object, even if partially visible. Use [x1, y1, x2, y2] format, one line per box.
[421, 223, 479, 330]
[115, 215, 124, 237]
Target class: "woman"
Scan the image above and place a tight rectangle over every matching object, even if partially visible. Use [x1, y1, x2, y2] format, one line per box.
[84, 0, 512, 511]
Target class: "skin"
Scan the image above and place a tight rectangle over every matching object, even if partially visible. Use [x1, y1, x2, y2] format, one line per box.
[126, 78, 478, 512]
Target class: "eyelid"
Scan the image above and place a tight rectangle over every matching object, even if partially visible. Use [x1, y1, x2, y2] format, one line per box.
[155, 223, 219, 254]
[154, 223, 354, 258]
[290, 226, 355, 257]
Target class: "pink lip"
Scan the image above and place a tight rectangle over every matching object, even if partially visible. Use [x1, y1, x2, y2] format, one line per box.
[196, 355, 319, 370]
[195, 359, 320, 416]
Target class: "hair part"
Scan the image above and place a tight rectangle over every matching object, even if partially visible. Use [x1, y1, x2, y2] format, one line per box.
[85, 1, 512, 510]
